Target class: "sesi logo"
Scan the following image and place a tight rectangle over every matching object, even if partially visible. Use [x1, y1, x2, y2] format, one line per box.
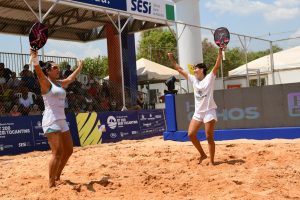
[131, 0, 152, 14]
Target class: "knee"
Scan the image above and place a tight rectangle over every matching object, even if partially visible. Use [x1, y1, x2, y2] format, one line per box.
[206, 134, 214, 143]
[188, 131, 197, 138]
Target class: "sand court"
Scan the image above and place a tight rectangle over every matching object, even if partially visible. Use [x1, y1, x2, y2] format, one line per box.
[0, 136, 300, 200]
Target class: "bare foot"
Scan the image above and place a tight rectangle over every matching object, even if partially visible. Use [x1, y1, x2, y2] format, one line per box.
[198, 154, 208, 164]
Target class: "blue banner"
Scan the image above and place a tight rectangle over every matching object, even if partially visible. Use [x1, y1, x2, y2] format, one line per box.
[100, 111, 140, 142]
[31, 113, 80, 151]
[73, 0, 127, 11]
[99, 109, 166, 143]
[0, 116, 34, 155]
[138, 109, 166, 135]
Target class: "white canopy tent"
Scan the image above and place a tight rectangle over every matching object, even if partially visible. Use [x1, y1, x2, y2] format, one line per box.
[105, 58, 180, 84]
[136, 58, 180, 84]
[228, 45, 300, 85]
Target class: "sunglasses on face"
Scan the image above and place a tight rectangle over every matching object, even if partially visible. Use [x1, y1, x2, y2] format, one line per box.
[51, 66, 59, 70]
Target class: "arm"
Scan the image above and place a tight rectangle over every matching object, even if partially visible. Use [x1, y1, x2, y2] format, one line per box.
[30, 49, 51, 94]
[59, 60, 83, 88]
[167, 53, 188, 80]
[212, 48, 223, 76]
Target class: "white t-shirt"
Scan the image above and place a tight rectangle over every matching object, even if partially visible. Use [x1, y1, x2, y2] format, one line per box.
[19, 97, 33, 108]
[188, 72, 217, 113]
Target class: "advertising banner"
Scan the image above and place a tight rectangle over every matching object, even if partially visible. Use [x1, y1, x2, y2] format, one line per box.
[31, 113, 80, 150]
[100, 111, 140, 142]
[98, 109, 166, 143]
[175, 82, 300, 130]
[127, 0, 175, 21]
[72, 0, 127, 11]
[0, 116, 34, 155]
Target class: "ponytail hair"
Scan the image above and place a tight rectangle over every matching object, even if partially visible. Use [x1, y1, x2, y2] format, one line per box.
[40, 61, 55, 76]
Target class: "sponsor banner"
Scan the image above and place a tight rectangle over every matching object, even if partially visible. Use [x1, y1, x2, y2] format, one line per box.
[0, 116, 34, 155]
[72, 0, 127, 11]
[99, 109, 166, 143]
[127, 0, 175, 21]
[31, 113, 80, 150]
[138, 109, 166, 135]
[76, 112, 103, 146]
[30, 115, 48, 151]
[175, 82, 300, 130]
[99, 111, 140, 142]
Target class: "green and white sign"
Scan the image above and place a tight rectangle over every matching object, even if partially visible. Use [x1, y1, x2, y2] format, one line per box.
[127, 0, 175, 21]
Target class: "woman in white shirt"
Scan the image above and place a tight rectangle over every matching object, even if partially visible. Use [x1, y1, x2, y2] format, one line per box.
[30, 49, 83, 187]
[168, 47, 223, 165]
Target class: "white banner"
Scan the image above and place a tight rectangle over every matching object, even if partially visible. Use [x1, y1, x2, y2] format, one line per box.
[127, 0, 174, 21]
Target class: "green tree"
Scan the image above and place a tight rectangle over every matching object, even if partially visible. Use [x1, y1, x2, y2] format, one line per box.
[137, 29, 177, 67]
[82, 56, 108, 78]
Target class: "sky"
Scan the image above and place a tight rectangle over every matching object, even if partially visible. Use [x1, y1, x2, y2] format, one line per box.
[0, 0, 300, 59]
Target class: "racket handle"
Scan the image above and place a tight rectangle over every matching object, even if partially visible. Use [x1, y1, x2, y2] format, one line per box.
[222, 50, 226, 60]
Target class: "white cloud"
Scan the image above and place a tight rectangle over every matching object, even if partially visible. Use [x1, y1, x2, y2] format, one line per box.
[205, 0, 267, 15]
[290, 28, 300, 38]
[264, 7, 299, 21]
[205, 0, 300, 21]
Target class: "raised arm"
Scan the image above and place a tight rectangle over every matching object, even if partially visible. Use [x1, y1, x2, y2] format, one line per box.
[212, 48, 223, 76]
[30, 49, 51, 94]
[167, 53, 188, 80]
[59, 60, 83, 88]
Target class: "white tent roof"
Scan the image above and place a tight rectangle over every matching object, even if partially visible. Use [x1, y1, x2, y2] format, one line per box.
[104, 58, 180, 84]
[137, 58, 180, 84]
[229, 45, 300, 76]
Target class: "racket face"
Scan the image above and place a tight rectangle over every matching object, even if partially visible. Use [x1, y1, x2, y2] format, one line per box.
[29, 22, 48, 50]
[214, 27, 230, 47]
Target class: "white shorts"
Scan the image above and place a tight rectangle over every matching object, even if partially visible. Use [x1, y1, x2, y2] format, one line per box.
[193, 109, 218, 123]
[42, 119, 69, 136]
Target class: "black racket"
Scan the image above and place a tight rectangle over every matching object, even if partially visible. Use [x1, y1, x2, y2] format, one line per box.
[29, 22, 48, 50]
[214, 27, 230, 48]
[214, 27, 230, 60]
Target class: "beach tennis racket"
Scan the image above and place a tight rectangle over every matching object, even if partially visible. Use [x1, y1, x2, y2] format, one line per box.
[28, 22, 48, 65]
[214, 27, 230, 60]
[29, 22, 48, 50]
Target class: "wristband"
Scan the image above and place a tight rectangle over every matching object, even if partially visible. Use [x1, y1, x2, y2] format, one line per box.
[32, 56, 39, 66]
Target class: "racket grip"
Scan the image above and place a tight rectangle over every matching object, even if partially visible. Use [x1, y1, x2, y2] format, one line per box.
[222, 50, 226, 60]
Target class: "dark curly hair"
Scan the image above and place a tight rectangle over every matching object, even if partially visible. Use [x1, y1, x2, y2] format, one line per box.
[194, 63, 208, 76]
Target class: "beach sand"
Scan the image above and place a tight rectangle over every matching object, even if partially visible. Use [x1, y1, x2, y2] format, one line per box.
[0, 136, 300, 200]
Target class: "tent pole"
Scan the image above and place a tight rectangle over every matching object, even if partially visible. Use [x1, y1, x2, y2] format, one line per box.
[270, 41, 275, 85]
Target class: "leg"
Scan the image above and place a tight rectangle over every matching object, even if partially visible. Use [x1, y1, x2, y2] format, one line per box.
[55, 130, 73, 181]
[188, 119, 207, 163]
[204, 120, 216, 165]
[47, 132, 63, 187]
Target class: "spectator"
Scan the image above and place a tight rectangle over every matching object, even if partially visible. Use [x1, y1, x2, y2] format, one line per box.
[10, 104, 22, 117]
[101, 81, 110, 98]
[136, 92, 145, 109]
[20, 64, 36, 91]
[63, 64, 73, 78]
[7, 72, 21, 89]
[86, 104, 94, 113]
[28, 104, 42, 116]
[0, 63, 12, 82]
[0, 103, 7, 117]
[0, 70, 6, 85]
[20, 64, 34, 77]
[18, 89, 34, 115]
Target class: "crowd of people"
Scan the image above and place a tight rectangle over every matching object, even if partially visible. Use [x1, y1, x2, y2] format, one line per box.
[0, 62, 138, 117]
